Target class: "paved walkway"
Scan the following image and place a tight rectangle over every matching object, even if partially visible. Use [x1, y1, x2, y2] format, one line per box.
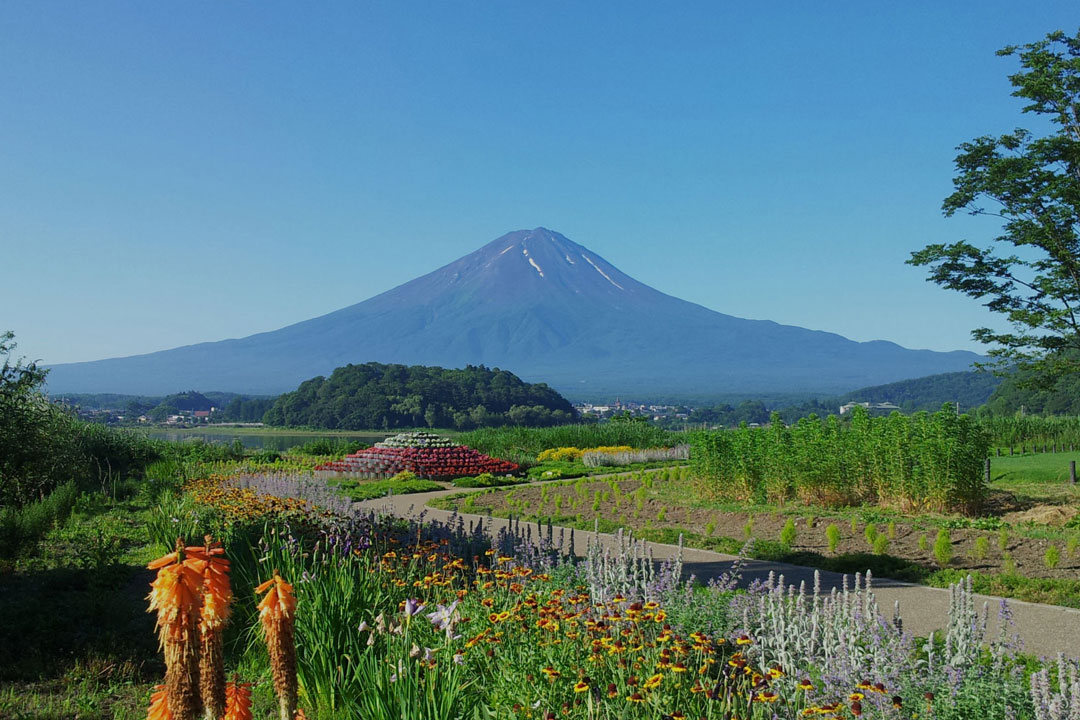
[354, 476, 1080, 660]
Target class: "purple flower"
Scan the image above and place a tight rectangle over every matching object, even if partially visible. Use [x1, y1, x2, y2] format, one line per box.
[403, 598, 426, 618]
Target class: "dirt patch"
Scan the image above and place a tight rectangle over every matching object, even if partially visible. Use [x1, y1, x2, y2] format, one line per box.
[456, 478, 1080, 581]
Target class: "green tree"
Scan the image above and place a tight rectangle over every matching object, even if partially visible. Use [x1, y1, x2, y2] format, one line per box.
[909, 30, 1080, 389]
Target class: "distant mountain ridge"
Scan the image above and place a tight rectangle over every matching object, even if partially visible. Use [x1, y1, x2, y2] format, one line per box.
[45, 227, 981, 397]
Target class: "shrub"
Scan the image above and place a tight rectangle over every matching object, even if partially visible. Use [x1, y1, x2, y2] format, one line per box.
[1044, 544, 1061, 570]
[0, 481, 79, 560]
[1067, 533, 1079, 558]
[743, 516, 754, 540]
[825, 524, 841, 553]
[864, 523, 878, 548]
[971, 536, 990, 563]
[656, 507, 667, 522]
[887, 521, 897, 539]
[705, 521, 716, 536]
[872, 533, 890, 555]
[453, 473, 518, 488]
[779, 518, 797, 548]
[998, 527, 1010, 553]
[918, 533, 929, 552]
[934, 529, 953, 567]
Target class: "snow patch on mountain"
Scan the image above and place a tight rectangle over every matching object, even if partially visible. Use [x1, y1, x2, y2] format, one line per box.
[581, 254, 623, 290]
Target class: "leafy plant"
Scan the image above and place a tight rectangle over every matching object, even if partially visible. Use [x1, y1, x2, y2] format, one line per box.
[825, 524, 841, 554]
[1045, 544, 1061, 570]
[742, 515, 754, 540]
[999, 527, 1010, 553]
[872, 533, 890, 556]
[971, 537, 989, 563]
[934, 529, 953, 567]
[779, 518, 797, 548]
[918, 533, 929, 553]
[864, 522, 878, 548]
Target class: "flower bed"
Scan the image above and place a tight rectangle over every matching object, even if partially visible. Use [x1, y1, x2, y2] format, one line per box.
[316, 431, 518, 480]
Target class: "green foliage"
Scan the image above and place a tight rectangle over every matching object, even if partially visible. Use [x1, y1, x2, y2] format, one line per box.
[872, 533, 890, 556]
[742, 515, 753, 540]
[0, 481, 79, 561]
[1044, 544, 1061, 570]
[825, 524, 841, 554]
[908, 30, 1080, 388]
[264, 362, 577, 430]
[999, 527, 1010, 553]
[1067, 533, 1079, 557]
[656, 507, 667, 522]
[459, 423, 678, 465]
[918, 533, 929, 552]
[933, 529, 953, 567]
[779, 518, 796, 548]
[334, 472, 443, 501]
[452, 473, 519, 488]
[0, 332, 162, 507]
[705, 520, 716, 536]
[842, 371, 1002, 414]
[290, 437, 368, 457]
[689, 405, 991, 513]
[972, 537, 990, 563]
[887, 521, 897, 539]
[864, 523, 878, 548]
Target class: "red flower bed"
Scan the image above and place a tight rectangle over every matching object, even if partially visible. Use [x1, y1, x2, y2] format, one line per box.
[315, 432, 517, 480]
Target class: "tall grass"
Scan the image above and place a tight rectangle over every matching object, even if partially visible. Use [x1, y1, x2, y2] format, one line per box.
[979, 415, 1080, 450]
[0, 481, 79, 560]
[690, 405, 990, 513]
[458, 423, 680, 464]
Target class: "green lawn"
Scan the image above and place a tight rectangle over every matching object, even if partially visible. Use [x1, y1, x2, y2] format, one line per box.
[989, 451, 1080, 504]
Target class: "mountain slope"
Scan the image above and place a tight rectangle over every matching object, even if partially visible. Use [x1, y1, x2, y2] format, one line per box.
[45, 228, 981, 397]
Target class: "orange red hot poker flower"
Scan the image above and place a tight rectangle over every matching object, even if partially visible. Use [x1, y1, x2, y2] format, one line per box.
[256, 572, 299, 720]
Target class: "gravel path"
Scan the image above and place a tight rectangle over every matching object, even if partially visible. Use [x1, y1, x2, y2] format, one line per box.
[354, 475, 1080, 660]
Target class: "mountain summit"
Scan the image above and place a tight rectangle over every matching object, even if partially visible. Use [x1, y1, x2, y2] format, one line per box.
[46, 227, 979, 397]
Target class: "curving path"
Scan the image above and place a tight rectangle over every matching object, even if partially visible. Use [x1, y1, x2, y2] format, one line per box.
[353, 473, 1080, 660]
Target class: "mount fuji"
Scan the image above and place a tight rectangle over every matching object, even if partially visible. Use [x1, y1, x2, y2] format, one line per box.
[45, 228, 980, 398]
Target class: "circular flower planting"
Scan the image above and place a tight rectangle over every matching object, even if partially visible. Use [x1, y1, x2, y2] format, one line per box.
[315, 431, 517, 480]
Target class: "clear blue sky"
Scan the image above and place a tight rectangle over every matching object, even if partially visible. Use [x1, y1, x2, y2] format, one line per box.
[2, 2, 1077, 365]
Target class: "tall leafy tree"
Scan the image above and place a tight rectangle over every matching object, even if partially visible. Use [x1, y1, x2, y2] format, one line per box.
[909, 29, 1080, 388]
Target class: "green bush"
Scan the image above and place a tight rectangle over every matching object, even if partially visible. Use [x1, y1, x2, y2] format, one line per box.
[335, 473, 443, 501]
[971, 536, 990, 563]
[825, 524, 841, 554]
[453, 473, 519, 488]
[933, 529, 953, 567]
[779, 518, 797, 548]
[872, 534, 890, 556]
[1044, 544, 1061, 570]
[0, 481, 79, 560]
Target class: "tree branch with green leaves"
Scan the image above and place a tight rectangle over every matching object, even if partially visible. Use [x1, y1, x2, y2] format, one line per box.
[909, 29, 1080, 389]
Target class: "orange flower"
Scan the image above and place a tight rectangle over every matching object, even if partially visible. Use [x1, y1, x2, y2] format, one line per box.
[256, 572, 297, 629]
[146, 685, 171, 720]
[223, 678, 253, 720]
[256, 572, 298, 720]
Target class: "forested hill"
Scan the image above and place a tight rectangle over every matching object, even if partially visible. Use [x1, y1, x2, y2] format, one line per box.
[839, 371, 1002, 412]
[263, 363, 578, 430]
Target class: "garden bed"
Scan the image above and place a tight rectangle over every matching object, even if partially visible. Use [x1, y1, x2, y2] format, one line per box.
[434, 472, 1080, 606]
